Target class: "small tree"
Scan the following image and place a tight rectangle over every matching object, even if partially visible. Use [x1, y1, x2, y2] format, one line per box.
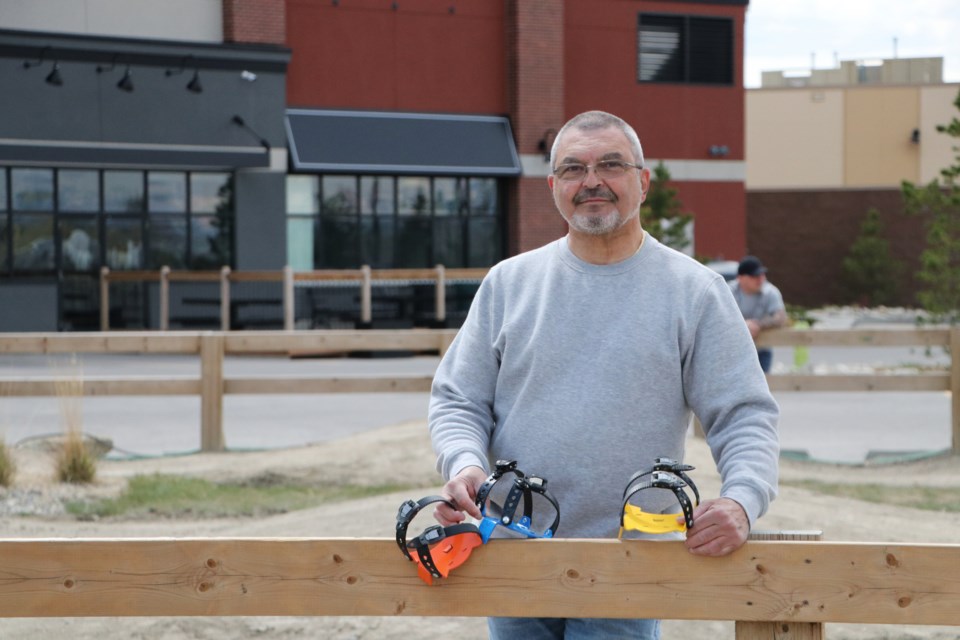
[641, 162, 693, 253]
[840, 208, 902, 307]
[902, 88, 960, 320]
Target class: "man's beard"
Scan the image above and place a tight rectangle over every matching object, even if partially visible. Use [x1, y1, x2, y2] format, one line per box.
[562, 186, 630, 235]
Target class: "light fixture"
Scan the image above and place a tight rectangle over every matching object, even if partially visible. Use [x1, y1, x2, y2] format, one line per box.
[23, 46, 64, 87]
[166, 56, 202, 93]
[240, 70, 257, 82]
[910, 128, 920, 144]
[186, 69, 203, 93]
[537, 128, 557, 162]
[97, 55, 134, 93]
[116, 66, 135, 92]
[232, 114, 271, 151]
[708, 144, 729, 158]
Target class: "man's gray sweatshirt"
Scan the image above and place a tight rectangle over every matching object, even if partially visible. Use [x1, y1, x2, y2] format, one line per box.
[429, 234, 779, 538]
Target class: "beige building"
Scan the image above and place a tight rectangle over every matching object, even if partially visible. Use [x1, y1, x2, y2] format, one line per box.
[744, 57, 959, 307]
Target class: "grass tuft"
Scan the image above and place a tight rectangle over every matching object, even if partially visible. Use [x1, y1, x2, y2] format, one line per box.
[66, 473, 412, 520]
[783, 479, 960, 513]
[0, 440, 15, 487]
[54, 356, 97, 484]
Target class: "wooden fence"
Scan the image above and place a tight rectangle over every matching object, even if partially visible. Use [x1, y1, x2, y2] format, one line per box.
[0, 327, 958, 454]
[99, 266, 489, 331]
[1, 535, 958, 637]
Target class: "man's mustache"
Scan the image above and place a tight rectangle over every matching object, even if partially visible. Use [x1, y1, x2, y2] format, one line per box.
[573, 187, 617, 205]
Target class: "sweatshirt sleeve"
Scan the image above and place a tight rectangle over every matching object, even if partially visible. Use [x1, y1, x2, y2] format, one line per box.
[428, 272, 502, 480]
[683, 277, 780, 525]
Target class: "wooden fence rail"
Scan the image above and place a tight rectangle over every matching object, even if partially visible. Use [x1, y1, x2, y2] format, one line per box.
[0, 537, 957, 637]
[0, 327, 958, 455]
[100, 266, 489, 331]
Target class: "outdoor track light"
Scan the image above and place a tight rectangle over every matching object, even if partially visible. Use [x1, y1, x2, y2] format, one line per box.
[537, 128, 557, 162]
[23, 46, 64, 87]
[116, 67, 134, 92]
[166, 56, 202, 93]
[97, 55, 134, 92]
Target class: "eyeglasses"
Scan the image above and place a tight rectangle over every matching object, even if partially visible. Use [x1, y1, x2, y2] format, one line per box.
[553, 160, 642, 182]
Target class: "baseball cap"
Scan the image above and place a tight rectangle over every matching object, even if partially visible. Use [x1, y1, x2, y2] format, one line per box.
[737, 255, 767, 277]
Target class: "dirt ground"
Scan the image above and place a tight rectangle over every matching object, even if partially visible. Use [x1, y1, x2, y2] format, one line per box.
[2, 419, 959, 639]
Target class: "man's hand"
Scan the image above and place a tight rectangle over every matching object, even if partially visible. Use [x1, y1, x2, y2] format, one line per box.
[745, 318, 762, 339]
[435, 466, 487, 526]
[682, 497, 749, 556]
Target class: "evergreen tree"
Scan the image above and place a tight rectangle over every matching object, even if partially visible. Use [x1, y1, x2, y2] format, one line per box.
[902, 88, 960, 320]
[840, 208, 901, 306]
[640, 162, 693, 253]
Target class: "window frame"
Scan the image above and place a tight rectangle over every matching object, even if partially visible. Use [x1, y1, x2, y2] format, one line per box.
[637, 12, 735, 86]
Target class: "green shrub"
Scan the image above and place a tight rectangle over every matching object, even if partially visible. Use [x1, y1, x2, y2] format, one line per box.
[840, 208, 902, 306]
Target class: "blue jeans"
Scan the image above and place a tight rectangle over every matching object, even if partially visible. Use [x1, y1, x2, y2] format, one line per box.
[757, 348, 773, 373]
[488, 616, 660, 639]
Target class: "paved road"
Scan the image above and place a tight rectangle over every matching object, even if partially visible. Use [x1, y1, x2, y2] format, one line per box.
[0, 346, 952, 464]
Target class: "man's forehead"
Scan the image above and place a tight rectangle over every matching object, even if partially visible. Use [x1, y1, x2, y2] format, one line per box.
[556, 126, 632, 159]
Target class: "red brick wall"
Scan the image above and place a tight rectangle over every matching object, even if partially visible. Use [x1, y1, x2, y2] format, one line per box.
[285, 0, 505, 112]
[747, 189, 926, 308]
[506, 0, 568, 255]
[223, 0, 286, 44]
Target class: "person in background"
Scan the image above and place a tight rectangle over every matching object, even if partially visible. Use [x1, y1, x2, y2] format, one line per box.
[729, 255, 788, 373]
[428, 110, 779, 640]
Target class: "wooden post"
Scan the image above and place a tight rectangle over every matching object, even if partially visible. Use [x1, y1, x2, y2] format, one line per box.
[283, 265, 294, 331]
[159, 266, 170, 331]
[99, 266, 110, 331]
[435, 264, 446, 325]
[951, 326, 960, 456]
[360, 265, 372, 326]
[735, 530, 824, 640]
[200, 332, 225, 452]
[220, 266, 232, 331]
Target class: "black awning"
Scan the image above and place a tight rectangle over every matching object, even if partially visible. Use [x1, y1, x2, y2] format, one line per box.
[285, 109, 521, 176]
[0, 139, 270, 169]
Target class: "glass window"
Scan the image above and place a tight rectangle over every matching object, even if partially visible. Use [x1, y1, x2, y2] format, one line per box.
[396, 216, 432, 267]
[287, 175, 319, 214]
[61, 217, 99, 271]
[360, 176, 395, 215]
[469, 217, 502, 266]
[469, 178, 498, 215]
[287, 216, 314, 271]
[434, 178, 469, 216]
[12, 213, 55, 270]
[148, 172, 187, 213]
[58, 170, 100, 212]
[191, 215, 231, 269]
[398, 177, 431, 216]
[0, 213, 9, 272]
[637, 13, 733, 85]
[104, 171, 144, 212]
[434, 217, 465, 267]
[105, 216, 143, 269]
[322, 176, 357, 215]
[359, 215, 395, 268]
[147, 215, 187, 268]
[191, 173, 232, 213]
[317, 217, 358, 268]
[12, 168, 54, 211]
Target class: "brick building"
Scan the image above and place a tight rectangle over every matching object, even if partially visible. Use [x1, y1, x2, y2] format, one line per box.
[1, 0, 750, 331]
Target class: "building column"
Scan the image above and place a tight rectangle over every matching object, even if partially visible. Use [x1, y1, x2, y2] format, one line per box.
[506, 0, 568, 256]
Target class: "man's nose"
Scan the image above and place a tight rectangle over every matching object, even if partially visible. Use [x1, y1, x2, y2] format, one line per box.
[582, 165, 604, 187]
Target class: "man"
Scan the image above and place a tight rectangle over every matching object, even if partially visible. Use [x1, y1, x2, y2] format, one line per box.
[428, 110, 779, 640]
[729, 255, 788, 373]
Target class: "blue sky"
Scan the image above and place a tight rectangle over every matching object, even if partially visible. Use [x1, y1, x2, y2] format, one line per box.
[744, 0, 960, 87]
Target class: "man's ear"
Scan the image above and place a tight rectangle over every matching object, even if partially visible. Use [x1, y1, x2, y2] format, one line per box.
[639, 167, 651, 201]
[547, 174, 555, 190]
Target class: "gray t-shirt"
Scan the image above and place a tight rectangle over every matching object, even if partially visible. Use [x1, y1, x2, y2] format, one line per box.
[429, 234, 779, 538]
[729, 279, 785, 323]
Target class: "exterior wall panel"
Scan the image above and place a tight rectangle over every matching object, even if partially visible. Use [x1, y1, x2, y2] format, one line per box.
[920, 85, 960, 183]
[746, 89, 845, 189]
[844, 87, 920, 187]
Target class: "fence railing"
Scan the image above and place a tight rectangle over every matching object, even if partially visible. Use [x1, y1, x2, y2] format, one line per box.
[1, 534, 957, 636]
[1, 327, 958, 454]
[99, 266, 489, 331]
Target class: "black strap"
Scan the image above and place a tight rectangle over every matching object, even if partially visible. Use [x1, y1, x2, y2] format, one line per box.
[620, 471, 695, 529]
[408, 523, 480, 579]
[395, 494, 451, 560]
[623, 458, 700, 505]
[475, 461, 560, 538]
